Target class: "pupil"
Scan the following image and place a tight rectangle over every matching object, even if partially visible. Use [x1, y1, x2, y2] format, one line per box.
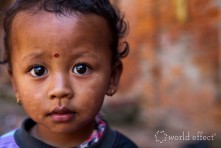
[76, 65, 86, 74]
[34, 66, 45, 76]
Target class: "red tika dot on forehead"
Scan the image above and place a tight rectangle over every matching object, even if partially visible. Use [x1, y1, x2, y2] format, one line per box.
[54, 53, 60, 58]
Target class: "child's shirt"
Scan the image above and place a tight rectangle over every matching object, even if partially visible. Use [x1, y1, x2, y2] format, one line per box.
[0, 117, 137, 148]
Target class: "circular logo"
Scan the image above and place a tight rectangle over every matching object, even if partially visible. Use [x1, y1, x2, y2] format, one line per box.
[155, 131, 167, 143]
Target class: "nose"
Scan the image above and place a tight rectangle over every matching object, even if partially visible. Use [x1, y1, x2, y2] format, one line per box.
[48, 73, 74, 100]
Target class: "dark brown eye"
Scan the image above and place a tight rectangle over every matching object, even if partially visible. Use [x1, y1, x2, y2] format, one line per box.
[72, 64, 91, 75]
[30, 65, 48, 77]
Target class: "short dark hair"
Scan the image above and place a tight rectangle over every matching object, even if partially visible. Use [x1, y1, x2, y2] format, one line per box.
[1, 0, 129, 66]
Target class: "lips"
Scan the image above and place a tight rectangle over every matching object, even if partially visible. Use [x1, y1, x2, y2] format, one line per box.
[48, 106, 76, 122]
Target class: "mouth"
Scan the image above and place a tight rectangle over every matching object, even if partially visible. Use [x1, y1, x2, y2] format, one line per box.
[48, 106, 76, 123]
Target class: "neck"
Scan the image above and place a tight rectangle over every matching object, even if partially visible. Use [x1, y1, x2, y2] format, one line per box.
[30, 121, 95, 147]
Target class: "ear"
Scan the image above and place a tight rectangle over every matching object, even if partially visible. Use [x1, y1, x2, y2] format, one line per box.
[8, 68, 20, 100]
[106, 60, 123, 96]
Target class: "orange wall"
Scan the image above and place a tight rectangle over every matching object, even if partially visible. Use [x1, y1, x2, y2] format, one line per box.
[114, 0, 221, 130]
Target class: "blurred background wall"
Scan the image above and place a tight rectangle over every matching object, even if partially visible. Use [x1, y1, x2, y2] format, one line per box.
[113, 0, 221, 129]
[106, 0, 221, 147]
[0, 0, 221, 147]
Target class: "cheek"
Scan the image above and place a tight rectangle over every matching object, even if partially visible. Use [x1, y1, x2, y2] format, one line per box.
[17, 82, 42, 101]
[15, 82, 45, 114]
[75, 75, 110, 111]
[19, 95, 40, 120]
[20, 91, 42, 109]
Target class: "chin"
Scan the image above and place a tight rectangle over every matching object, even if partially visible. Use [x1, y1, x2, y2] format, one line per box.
[47, 123, 79, 133]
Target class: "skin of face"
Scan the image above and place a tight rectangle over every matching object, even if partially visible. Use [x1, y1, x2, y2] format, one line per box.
[9, 11, 122, 147]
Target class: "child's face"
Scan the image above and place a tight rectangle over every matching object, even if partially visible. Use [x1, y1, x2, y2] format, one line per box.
[9, 11, 122, 134]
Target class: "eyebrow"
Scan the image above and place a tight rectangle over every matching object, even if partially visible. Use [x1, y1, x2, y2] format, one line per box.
[21, 51, 46, 61]
[21, 50, 99, 61]
[77, 52, 99, 60]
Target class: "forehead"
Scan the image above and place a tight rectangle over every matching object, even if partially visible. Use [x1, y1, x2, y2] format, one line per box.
[10, 10, 111, 48]
[11, 10, 109, 30]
